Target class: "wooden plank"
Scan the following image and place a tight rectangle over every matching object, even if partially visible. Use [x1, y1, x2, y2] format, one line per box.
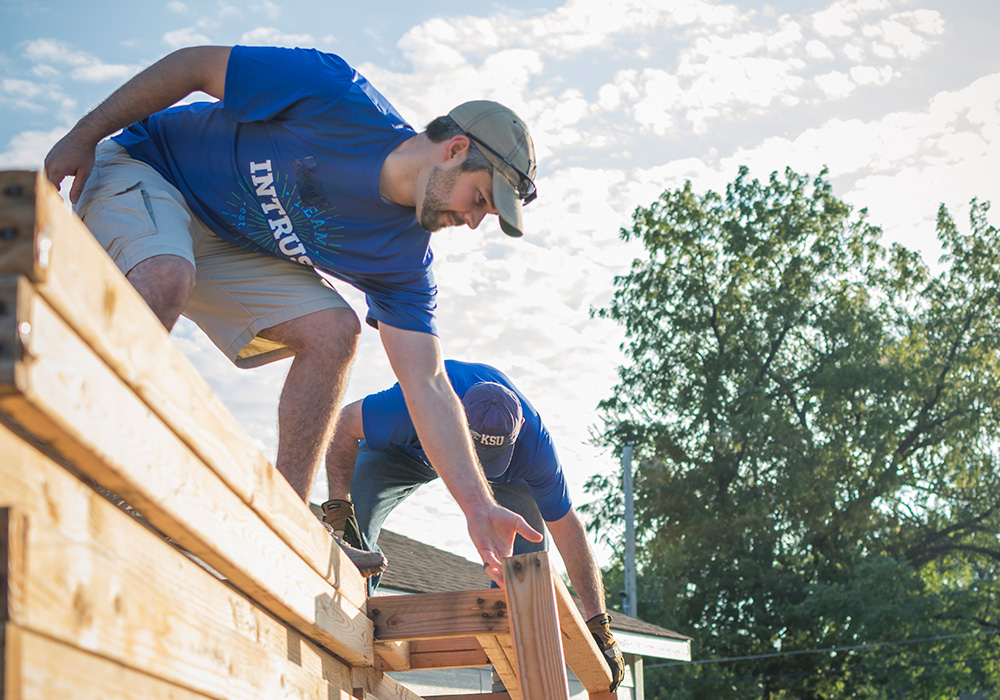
[502, 552, 570, 700]
[350, 667, 426, 700]
[551, 573, 613, 693]
[0, 170, 363, 607]
[0, 285, 373, 667]
[374, 639, 411, 671]
[369, 590, 507, 641]
[478, 634, 520, 700]
[13, 624, 211, 700]
[0, 509, 27, 626]
[425, 695, 510, 700]
[407, 637, 490, 670]
[1, 622, 21, 700]
[0, 422, 361, 700]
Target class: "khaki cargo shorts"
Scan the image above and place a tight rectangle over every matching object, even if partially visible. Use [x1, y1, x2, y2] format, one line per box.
[74, 140, 351, 368]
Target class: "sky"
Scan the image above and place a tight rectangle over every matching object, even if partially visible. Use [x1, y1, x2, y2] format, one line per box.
[2, 0, 998, 573]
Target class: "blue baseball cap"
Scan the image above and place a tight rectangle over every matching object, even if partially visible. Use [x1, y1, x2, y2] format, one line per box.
[461, 381, 523, 478]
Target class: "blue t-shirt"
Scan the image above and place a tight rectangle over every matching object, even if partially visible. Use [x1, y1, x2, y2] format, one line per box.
[361, 360, 572, 522]
[113, 45, 437, 334]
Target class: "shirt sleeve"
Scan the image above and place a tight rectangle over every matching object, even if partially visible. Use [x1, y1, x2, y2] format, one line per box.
[223, 46, 355, 123]
[523, 430, 573, 522]
[361, 384, 420, 450]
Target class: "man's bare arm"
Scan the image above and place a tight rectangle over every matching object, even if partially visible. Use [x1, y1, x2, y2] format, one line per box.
[378, 324, 541, 584]
[547, 507, 607, 619]
[326, 399, 365, 501]
[45, 45, 232, 203]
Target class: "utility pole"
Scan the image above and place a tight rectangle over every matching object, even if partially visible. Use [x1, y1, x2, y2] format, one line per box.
[622, 443, 637, 619]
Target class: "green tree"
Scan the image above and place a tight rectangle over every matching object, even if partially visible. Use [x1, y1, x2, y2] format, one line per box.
[585, 167, 1000, 698]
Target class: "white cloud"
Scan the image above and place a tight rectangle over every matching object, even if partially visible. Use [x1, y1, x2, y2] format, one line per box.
[815, 70, 856, 98]
[163, 27, 213, 49]
[716, 72, 1000, 258]
[239, 27, 316, 47]
[0, 126, 66, 170]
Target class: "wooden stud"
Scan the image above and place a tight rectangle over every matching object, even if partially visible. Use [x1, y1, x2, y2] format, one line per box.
[502, 552, 570, 700]
[478, 634, 520, 700]
[0, 422, 360, 699]
[369, 590, 507, 641]
[374, 639, 411, 671]
[406, 637, 490, 670]
[0, 171, 363, 607]
[0, 286, 373, 666]
[551, 572, 614, 693]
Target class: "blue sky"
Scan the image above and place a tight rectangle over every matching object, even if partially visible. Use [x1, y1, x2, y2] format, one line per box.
[3, 0, 998, 568]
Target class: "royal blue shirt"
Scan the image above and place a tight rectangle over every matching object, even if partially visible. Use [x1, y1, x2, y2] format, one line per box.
[361, 360, 573, 522]
[114, 45, 437, 334]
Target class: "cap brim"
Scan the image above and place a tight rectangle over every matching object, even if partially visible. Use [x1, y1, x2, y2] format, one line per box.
[493, 172, 524, 237]
[475, 442, 516, 479]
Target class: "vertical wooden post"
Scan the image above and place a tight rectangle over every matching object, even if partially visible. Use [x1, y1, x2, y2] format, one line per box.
[502, 551, 571, 700]
[1, 508, 28, 700]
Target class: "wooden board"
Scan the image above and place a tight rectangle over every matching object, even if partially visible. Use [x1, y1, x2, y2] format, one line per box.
[12, 624, 213, 700]
[551, 572, 614, 694]
[0, 427, 367, 700]
[406, 637, 490, 670]
[478, 634, 520, 700]
[369, 590, 507, 641]
[0, 170, 364, 608]
[0, 285, 372, 667]
[502, 552, 570, 700]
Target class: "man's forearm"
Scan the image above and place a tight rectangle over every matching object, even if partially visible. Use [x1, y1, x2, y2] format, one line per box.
[405, 375, 496, 513]
[549, 510, 607, 619]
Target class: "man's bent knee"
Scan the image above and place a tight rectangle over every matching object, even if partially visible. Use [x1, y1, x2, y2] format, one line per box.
[126, 255, 196, 330]
[260, 307, 361, 358]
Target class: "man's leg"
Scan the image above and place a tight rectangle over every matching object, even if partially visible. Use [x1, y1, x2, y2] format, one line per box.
[257, 307, 360, 499]
[126, 254, 196, 330]
[351, 443, 438, 592]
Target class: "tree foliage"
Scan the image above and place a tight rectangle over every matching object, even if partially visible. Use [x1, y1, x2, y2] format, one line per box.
[585, 167, 1000, 698]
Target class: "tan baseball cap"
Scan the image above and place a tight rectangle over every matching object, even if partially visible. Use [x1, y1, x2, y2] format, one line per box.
[448, 100, 537, 237]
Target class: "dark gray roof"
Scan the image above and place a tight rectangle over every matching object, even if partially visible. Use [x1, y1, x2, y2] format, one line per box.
[377, 529, 689, 642]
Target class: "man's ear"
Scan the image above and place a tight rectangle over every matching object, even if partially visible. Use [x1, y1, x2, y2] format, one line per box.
[443, 134, 471, 162]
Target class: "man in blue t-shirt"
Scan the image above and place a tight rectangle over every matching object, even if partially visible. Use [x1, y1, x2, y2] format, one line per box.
[43, 45, 541, 583]
[323, 360, 624, 691]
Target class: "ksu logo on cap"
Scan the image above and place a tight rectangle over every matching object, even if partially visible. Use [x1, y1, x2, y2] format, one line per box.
[471, 429, 513, 448]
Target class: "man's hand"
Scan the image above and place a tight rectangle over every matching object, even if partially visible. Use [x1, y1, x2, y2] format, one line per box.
[44, 129, 99, 203]
[468, 503, 542, 587]
[586, 613, 625, 692]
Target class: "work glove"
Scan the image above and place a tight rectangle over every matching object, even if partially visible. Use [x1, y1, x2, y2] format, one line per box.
[587, 612, 625, 692]
[320, 499, 386, 578]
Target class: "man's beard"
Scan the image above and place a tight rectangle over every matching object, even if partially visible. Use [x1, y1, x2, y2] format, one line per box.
[419, 164, 463, 232]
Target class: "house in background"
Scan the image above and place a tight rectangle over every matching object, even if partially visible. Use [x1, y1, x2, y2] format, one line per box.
[375, 529, 691, 699]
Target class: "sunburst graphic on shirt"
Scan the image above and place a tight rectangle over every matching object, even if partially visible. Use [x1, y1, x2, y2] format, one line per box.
[222, 166, 345, 261]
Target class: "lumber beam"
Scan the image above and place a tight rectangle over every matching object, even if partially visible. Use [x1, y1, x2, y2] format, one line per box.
[374, 639, 411, 671]
[406, 637, 490, 670]
[0, 421, 362, 699]
[503, 552, 571, 700]
[0, 170, 364, 608]
[12, 624, 213, 700]
[350, 666, 426, 700]
[478, 634, 520, 700]
[0, 286, 373, 666]
[369, 590, 507, 641]
[551, 571, 615, 694]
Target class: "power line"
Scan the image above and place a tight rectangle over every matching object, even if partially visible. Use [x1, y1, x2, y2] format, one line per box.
[646, 629, 1000, 669]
